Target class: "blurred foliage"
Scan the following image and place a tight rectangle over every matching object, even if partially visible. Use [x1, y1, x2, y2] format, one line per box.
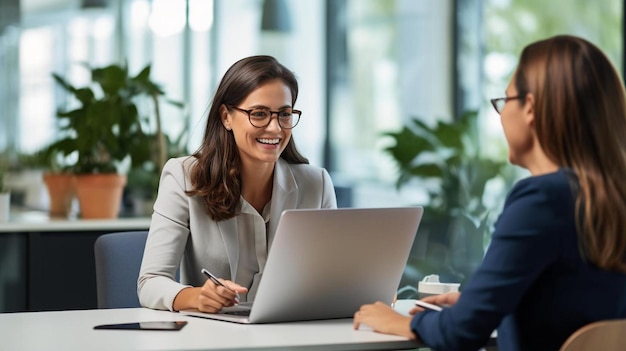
[0, 149, 49, 172]
[126, 128, 189, 200]
[49, 63, 184, 175]
[383, 111, 509, 298]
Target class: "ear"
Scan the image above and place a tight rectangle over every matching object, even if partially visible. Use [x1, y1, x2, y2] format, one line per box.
[220, 104, 232, 131]
[523, 93, 535, 127]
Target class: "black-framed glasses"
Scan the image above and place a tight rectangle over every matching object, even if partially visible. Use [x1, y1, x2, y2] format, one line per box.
[490, 95, 525, 114]
[228, 105, 302, 129]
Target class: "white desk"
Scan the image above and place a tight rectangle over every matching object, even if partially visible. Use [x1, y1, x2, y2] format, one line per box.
[0, 308, 421, 351]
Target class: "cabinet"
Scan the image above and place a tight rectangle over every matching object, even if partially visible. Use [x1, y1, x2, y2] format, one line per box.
[0, 212, 150, 312]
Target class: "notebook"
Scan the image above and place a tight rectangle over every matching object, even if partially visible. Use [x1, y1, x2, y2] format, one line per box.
[180, 206, 423, 324]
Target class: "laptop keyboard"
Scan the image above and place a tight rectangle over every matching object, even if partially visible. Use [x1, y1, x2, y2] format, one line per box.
[223, 310, 250, 316]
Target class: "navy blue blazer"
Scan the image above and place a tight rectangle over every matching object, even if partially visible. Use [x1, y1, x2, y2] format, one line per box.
[411, 169, 626, 351]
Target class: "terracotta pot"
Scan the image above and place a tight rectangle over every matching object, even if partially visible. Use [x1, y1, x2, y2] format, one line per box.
[75, 174, 127, 219]
[43, 173, 76, 218]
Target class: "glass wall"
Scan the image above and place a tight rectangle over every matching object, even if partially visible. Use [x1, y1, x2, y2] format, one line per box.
[324, 0, 623, 293]
[326, 0, 623, 208]
[480, 0, 623, 158]
[0, 0, 326, 164]
[326, 0, 456, 208]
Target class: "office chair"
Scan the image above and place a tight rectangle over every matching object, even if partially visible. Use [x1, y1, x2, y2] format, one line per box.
[94, 231, 148, 309]
[559, 318, 626, 351]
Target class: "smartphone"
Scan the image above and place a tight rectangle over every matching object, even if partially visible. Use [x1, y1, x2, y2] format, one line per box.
[94, 321, 188, 331]
[414, 300, 443, 312]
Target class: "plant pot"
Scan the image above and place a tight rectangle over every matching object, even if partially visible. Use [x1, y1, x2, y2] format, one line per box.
[43, 172, 76, 218]
[75, 174, 127, 219]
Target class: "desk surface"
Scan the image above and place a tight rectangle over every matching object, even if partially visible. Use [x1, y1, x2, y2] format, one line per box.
[0, 308, 420, 351]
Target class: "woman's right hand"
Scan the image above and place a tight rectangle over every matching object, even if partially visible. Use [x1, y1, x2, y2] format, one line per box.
[172, 279, 248, 312]
[197, 279, 248, 313]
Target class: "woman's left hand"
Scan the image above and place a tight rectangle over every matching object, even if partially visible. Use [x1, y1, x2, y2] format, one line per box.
[353, 301, 417, 340]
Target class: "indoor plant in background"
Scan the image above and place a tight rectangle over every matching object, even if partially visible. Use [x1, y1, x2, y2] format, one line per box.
[125, 127, 189, 216]
[383, 111, 511, 297]
[49, 62, 184, 219]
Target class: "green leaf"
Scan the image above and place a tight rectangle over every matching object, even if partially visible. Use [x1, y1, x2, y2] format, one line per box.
[408, 163, 444, 178]
[383, 128, 436, 165]
[433, 120, 463, 150]
[92, 64, 127, 96]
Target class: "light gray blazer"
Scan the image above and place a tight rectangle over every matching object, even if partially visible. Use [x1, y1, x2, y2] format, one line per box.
[137, 156, 337, 310]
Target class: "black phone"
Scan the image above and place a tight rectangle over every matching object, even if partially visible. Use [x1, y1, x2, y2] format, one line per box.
[94, 321, 188, 331]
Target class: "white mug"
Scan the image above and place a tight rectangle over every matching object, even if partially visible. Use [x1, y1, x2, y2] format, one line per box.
[417, 274, 460, 299]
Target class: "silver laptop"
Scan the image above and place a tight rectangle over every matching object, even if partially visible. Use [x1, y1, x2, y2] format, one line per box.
[181, 206, 423, 324]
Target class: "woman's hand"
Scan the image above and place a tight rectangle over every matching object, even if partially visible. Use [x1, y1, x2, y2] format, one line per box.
[172, 279, 248, 312]
[197, 278, 248, 313]
[409, 292, 461, 315]
[353, 301, 417, 340]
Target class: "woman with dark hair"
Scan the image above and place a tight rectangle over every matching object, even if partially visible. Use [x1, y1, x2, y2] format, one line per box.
[138, 55, 337, 312]
[354, 35, 626, 350]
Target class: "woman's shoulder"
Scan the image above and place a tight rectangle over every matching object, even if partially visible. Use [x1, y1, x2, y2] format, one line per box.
[163, 156, 196, 172]
[277, 160, 334, 191]
[280, 159, 328, 177]
[160, 156, 198, 189]
[505, 168, 575, 215]
[494, 169, 576, 236]
[510, 168, 573, 197]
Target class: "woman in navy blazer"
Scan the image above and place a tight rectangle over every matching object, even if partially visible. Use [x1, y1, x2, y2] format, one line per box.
[354, 35, 626, 350]
[138, 56, 337, 312]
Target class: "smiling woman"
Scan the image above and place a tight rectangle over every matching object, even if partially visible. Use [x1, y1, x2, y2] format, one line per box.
[137, 55, 337, 313]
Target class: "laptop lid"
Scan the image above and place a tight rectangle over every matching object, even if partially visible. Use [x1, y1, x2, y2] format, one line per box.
[181, 206, 423, 324]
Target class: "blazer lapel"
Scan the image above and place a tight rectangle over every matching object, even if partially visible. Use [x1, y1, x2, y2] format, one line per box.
[217, 217, 239, 280]
[268, 159, 298, 249]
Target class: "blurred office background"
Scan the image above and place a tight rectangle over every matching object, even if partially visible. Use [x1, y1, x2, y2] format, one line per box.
[0, 0, 622, 292]
[0, 0, 624, 311]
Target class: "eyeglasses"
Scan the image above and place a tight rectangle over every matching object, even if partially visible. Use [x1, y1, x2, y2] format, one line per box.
[228, 105, 301, 129]
[490, 95, 525, 114]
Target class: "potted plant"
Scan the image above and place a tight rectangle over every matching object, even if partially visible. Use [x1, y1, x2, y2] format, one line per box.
[383, 111, 511, 297]
[49, 62, 183, 219]
[125, 127, 189, 216]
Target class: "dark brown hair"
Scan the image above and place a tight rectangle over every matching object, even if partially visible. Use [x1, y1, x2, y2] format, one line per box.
[186, 55, 308, 221]
[515, 35, 626, 272]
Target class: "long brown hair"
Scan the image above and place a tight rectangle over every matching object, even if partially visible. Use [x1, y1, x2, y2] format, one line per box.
[187, 55, 308, 221]
[515, 35, 626, 272]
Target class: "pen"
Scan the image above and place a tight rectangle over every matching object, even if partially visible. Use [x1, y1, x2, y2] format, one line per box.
[201, 268, 236, 294]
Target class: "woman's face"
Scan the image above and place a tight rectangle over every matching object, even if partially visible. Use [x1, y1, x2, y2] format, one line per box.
[221, 79, 293, 166]
[500, 75, 535, 168]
